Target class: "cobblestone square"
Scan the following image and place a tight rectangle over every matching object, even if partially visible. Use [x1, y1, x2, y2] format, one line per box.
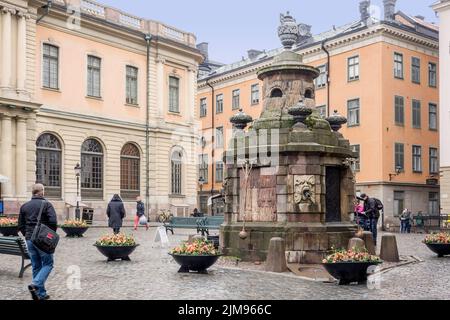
[0, 228, 449, 300]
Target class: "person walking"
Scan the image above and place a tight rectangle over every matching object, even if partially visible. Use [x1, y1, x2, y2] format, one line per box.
[400, 208, 412, 234]
[18, 184, 58, 301]
[134, 196, 148, 231]
[360, 193, 380, 246]
[107, 194, 126, 234]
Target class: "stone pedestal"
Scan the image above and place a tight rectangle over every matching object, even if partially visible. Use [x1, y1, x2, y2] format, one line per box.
[380, 233, 400, 262]
[348, 238, 366, 251]
[362, 231, 376, 255]
[265, 237, 288, 273]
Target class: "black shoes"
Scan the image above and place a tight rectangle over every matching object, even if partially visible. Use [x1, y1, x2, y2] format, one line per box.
[28, 284, 39, 301]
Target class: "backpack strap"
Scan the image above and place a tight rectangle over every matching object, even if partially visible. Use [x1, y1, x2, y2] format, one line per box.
[36, 200, 47, 224]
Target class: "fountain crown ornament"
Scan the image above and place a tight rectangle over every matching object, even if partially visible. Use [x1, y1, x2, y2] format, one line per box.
[326, 110, 348, 132]
[278, 12, 299, 50]
[230, 108, 253, 130]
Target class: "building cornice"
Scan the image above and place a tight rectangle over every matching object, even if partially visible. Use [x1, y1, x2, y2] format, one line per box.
[198, 23, 439, 89]
[432, 0, 450, 13]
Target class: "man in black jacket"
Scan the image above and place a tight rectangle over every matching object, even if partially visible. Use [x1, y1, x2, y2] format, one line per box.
[360, 193, 380, 246]
[18, 184, 57, 301]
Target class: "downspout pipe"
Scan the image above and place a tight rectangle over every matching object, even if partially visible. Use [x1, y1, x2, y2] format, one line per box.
[206, 80, 215, 214]
[145, 33, 152, 221]
[321, 40, 331, 117]
[36, 0, 53, 24]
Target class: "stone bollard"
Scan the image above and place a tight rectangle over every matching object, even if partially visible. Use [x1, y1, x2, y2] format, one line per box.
[348, 238, 366, 251]
[265, 238, 288, 273]
[362, 231, 376, 255]
[188, 234, 205, 243]
[380, 233, 400, 262]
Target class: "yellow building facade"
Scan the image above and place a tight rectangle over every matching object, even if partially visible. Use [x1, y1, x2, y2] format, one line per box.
[197, 9, 440, 227]
[0, 0, 202, 221]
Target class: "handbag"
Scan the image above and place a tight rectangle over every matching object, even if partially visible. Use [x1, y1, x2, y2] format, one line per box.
[31, 201, 60, 254]
[139, 215, 147, 225]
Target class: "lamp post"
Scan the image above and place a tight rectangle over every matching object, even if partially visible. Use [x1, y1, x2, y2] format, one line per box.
[74, 163, 81, 220]
[198, 177, 205, 213]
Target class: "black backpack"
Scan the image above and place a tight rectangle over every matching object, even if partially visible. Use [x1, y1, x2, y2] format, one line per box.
[373, 198, 384, 211]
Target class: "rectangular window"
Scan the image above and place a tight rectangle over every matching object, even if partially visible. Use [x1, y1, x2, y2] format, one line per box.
[429, 148, 439, 174]
[251, 84, 260, 105]
[198, 154, 208, 183]
[412, 145, 422, 173]
[317, 105, 326, 118]
[348, 56, 360, 81]
[232, 89, 240, 110]
[394, 53, 404, 79]
[200, 98, 207, 118]
[394, 191, 405, 217]
[395, 96, 405, 126]
[87, 55, 101, 97]
[42, 44, 59, 89]
[215, 161, 224, 183]
[395, 143, 405, 171]
[429, 62, 437, 87]
[126, 66, 138, 105]
[216, 126, 224, 148]
[347, 99, 360, 126]
[351, 145, 361, 172]
[412, 99, 421, 129]
[216, 94, 223, 114]
[429, 192, 439, 215]
[429, 103, 438, 130]
[169, 76, 180, 113]
[315, 64, 327, 88]
[411, 57, 421, 84]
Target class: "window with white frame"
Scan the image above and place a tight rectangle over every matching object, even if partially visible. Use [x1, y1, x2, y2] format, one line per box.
[216, 94, 223, 114]
[251, 84, 260, 105]
[429, 148, 439, 174]
[43, 44, 59, 89]
[216, 126, 224, 148]
[216, 161, 224, 183]
[395, 96, 405, 126]
[411, 57, 421, 84]
[348, 56, 359, 81]
[315, 65, 327, 88]
[394, 53, 404, 79]
[351, 145, 361, 172]
[200, 98, 207, 117]
[347, 99, 360, 126]
[412, 145, 422, 173]
[317, 105, 326, 118]
[87, 56, 101, 97]
[169, 76, 180, 113]
[232, 89, 240, 110]
[395, 143, 404, 171]
[198, 154, 208, 183]
[429, 62, 437, 87]
[393, 191, 405, 217]
[429, 103, 438, 130]
[126, 66, 138, 105]
[429, 192, 439, 215]
[171, 150, 182, 195]
[412, 99, 421, 129]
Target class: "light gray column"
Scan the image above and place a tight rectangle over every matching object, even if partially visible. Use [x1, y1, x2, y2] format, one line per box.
[1, 7, 13, 88]
[16, 12, 27, 91]
[0, 115, 13, 197]
[15, 117, 28, 198]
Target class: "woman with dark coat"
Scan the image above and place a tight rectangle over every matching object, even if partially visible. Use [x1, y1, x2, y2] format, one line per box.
[107, 194, 126, 234]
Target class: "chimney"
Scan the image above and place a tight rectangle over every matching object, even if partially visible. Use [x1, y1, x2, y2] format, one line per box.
[415, 15, 425, 21]
[247, 49, 264, 60]
[359, 0, 371, 25]
[383, 0, 397, 21]
[196, 42, 209, 61]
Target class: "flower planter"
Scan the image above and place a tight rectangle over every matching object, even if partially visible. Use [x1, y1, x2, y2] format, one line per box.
[94, 244, 139, 262]
[61, 226, 89, 238]
[323, 261, 382, 285]
[425, 243, 450, 258]
[0, 226, 19, 237]
[169, 254, 222, 274]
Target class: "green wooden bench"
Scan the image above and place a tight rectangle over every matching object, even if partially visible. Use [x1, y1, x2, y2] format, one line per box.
[164, 217, 205, 235]
[198, 216, 225, 236]
[0, 237, 31, 278]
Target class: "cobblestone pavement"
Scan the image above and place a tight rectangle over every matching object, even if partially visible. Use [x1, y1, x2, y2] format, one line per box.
[0, 228, 449, 300]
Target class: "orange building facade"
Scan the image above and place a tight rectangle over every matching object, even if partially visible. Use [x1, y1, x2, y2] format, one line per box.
[197, 11, 440, 227]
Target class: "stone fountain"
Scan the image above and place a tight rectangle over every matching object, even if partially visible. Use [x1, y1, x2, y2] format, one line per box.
[220, 12, 358, 264]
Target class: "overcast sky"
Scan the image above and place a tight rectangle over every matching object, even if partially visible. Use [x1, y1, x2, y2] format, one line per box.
[99, 0, 438, 64]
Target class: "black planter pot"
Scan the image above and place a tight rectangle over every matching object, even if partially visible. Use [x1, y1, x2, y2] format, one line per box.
[425, 243, 450, 258]
[323, 261, 382, 285]
[61, 227, 89, 238]
[0, 226, 19, 237]
[169, 254, 222, 274]
[94, 244, 139, 262]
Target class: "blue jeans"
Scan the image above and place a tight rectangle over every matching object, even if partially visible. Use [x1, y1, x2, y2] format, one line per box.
[369, 218, 378, 246]
[400, 220, 408, 233]
[26, 240, 54, 299]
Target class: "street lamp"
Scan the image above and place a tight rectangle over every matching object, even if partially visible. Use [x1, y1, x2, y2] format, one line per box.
[74, 163, 81, 220]
[198, 177, 205, 213]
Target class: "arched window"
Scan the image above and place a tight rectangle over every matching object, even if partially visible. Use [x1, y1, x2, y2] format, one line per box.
[120, 143, 140, 200]
[81, 139, 103, 199]
[36, 133, 62, 198]
[171, 150, 183, 195]
[270, 88, 283, 98]
[304, 88, 314, 99]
